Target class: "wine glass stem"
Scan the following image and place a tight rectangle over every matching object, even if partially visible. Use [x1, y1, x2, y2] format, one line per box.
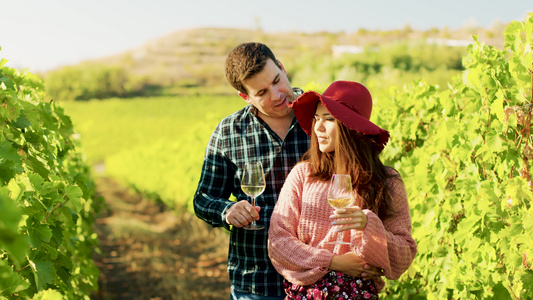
[336, 209, 342, 243]
[250, 197, 256, 225]
[336, 231, 344, 244]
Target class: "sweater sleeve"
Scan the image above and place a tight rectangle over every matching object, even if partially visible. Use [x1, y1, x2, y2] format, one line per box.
[352, 172, 417, 280]
[268, 164, 334, 286]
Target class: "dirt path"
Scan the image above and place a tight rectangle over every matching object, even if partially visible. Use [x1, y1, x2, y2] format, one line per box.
[91, 177, 231, 299]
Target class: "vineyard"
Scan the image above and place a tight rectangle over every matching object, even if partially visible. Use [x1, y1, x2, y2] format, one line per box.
[0, 61, 99, 298]
[1, 13, 532, 300]
[374, 17, 533, 298]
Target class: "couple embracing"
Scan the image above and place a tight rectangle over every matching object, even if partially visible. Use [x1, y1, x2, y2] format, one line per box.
[193, 42, 417, 299]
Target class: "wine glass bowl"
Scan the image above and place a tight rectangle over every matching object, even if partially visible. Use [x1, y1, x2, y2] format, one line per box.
[241, 161, 266, 230]
[327, 174, 354, 245]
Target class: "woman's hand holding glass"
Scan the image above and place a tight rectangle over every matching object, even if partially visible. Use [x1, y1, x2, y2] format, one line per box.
[330, 206, 367, 231]
[327, 174, 355, 245]
[328, 174, 367, 238]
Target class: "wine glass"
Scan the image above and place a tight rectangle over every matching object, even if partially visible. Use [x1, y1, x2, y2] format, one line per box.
[327, 174, 354, 245]
[241, 161, 266, 230]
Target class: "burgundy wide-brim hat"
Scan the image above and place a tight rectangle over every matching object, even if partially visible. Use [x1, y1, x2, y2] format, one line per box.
[290, 80, 390, 149]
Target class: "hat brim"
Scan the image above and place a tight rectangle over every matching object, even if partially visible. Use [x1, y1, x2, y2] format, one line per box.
[291, 91, 390, 147]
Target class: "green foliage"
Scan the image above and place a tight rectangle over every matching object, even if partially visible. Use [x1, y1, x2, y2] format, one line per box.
[290, 40, 466, 92]
[374, 13, 533, 299]
[62, 96, 246, 210]
[44, 62, 148, 101]
[0, 59, 99, 298]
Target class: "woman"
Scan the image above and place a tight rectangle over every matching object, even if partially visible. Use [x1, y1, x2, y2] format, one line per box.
[268, 81, 417, 299]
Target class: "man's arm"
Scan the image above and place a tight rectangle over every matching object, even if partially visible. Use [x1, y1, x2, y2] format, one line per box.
[193, 124, 235, 230]
[193, 190, 234, 229]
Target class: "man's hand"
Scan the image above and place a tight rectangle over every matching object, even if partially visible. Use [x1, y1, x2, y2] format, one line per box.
[329, 252, 384, 280]
[330, 206, 367, 231]
[225, 200, 261, 227]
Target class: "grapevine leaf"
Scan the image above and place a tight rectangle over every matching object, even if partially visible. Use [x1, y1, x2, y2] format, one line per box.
[492, 282, 513, 299]
[31, 289, 66, 300]
[58, 206, 77, 227]
[50, 224, 65, 249]
[0, 142, 20, 164]
[490, 93, 505, 123]
[56, 266, 71, 287]
[13, 111, 32, 129]
[65, 185, 83, 213]
[28, 223, 53, 248]
[0, 260, 30, 296]
[454, 216, 479, 243]
[7, 179, 23, 202]
[32, 261, 55, 291]
[25, 154, 50, 180]
[523, 214, 533, 232]
[0, 187, 21, 232]
[0, 187, 28, 266]
[521, 270, 533, 294]
[55, 252, 73, 270]
[27, 172, 45, 188]
[504, 21, 524, 52]
[0, 141, 23, 183]
[39, 188, 62, 211]
[486, 132, 504, 152]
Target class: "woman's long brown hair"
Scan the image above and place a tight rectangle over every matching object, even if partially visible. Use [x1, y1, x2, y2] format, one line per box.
[302, 119, 397, 219]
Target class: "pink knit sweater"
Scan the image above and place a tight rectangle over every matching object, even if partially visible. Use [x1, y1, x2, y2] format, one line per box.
[268, 162, 417, 292]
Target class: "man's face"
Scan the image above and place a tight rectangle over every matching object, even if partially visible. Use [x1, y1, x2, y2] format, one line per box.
[238, 59, 294, 119]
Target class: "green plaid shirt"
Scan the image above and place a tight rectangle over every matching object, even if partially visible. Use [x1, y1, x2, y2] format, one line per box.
[193, 97, 310, 296]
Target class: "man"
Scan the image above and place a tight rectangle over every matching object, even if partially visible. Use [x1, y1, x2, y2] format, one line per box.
[193, 42, 381, 299]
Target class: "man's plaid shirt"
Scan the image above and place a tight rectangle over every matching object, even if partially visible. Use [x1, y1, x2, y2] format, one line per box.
[193, 103, 310, 297]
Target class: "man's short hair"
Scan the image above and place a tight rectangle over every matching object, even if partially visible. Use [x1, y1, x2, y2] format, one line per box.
[224, 42, 281, 95]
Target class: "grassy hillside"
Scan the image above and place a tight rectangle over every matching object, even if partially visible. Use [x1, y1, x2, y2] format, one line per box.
[43, 26, 506, 98]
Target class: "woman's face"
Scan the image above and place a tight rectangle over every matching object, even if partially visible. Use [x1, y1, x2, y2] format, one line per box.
[314, 103, 337, 153]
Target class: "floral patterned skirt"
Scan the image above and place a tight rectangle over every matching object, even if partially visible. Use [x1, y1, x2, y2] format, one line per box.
[283, 271, 378, 300]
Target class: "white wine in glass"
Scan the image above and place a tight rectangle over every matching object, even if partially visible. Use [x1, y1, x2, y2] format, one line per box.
[241, 161, 266, 230]
[328, 174, 354, 245]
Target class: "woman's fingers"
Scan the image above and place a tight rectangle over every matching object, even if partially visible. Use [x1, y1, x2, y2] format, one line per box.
[330, 206, 367, 230]
[330, 208, 363, 220]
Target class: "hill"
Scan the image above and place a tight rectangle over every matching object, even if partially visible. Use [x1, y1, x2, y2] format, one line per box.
[88, 26, 506, 94]
[41, 25, 507, 100]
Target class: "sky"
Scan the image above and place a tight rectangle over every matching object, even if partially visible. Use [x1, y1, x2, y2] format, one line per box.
[2, 0, 532, 73]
